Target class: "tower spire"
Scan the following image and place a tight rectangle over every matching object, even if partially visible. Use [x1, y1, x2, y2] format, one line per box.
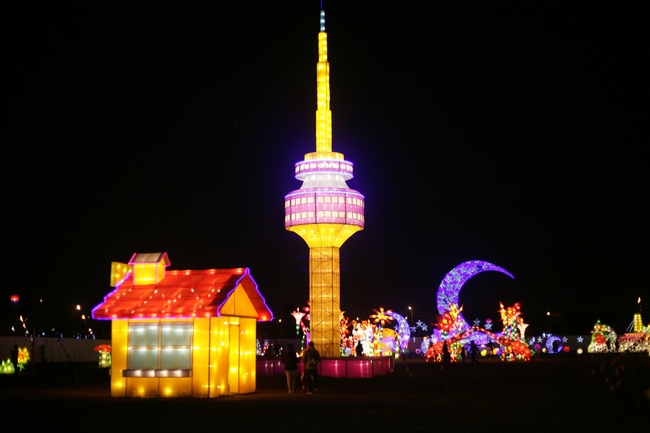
[316, 8, 331, 153]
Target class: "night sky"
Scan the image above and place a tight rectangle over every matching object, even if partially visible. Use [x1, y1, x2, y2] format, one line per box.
[4, 1, 645, 338]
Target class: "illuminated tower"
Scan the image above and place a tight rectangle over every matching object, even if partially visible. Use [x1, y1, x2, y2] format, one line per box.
[284, 8, 364, 358]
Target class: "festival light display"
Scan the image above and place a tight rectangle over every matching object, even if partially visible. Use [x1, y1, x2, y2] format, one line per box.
[388, 311, 411, 352]
[370, 308, 394, 327]
[630, 297, 644, 332]
[284, 7, 364, 358]
[17, 347, 29, 371]
[618, 332, 650, 353]
[418, 261, 533, 362]
[436, 260, 515, 336]
[617, 298, 650, 354]
[340, 312, 352, 355]
[291, 309, 306, 338]
[290, 303, 310, 349]
[633, 313, 644, 333]
[588, 320, 618, 353]
[351, 319, 375, 356]
[1, 359, 15, 374]
[338, 309, 410, 358]
[95, 344, 112, 368]
[331, 259, 643, 362]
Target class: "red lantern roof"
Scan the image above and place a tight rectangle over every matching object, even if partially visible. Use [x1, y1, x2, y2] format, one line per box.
[92, 267, 273, 321]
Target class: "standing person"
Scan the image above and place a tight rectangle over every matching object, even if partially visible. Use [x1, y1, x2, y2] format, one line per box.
[302, 341, 321, 393]
[355, 340, 364, 357]
[299, 347, 308, 391]
[10, 344, 18, 374]
[470, 340, 480, 366]
[281, 343, 299, 393]
[441, 341, 451, 371]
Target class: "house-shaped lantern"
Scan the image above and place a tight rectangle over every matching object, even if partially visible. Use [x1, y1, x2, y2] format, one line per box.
[92, 252, 273, 398]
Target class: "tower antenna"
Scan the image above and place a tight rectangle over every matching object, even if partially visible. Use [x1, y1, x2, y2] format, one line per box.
[320, 5, 326, 32]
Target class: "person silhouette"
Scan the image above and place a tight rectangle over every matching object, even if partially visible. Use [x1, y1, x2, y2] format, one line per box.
[441, 341, 451, 371]
[303, 341, 321, 393]
[470, 341, 480, 366]
[355, 340, 364, 357]
[281, 343, 299, 393]
[10, 345, 19, 374]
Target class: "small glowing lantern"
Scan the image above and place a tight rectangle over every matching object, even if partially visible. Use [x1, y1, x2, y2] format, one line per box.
[291, 309, 306, 337]
[17, 347, 29, 371]
[94, 344, 112, 368]
[1, 359, 15, 374]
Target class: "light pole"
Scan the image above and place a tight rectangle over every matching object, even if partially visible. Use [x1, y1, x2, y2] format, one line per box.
[408, 306, 414, 342]
[75, 305, 81, 337]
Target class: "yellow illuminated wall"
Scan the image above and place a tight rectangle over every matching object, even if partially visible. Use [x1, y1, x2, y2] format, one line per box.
[108, 313, 258, 398]
[110, 320, 128, 397]
[192, 317, 210, 398]
[210, 317, 230, 396]
[308, 247, 341, 357]
[237, 317, 256, 394]
[219, 284, 258, 318]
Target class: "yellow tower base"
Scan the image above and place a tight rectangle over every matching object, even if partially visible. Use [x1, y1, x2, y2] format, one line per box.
[309, 246, 341, 358]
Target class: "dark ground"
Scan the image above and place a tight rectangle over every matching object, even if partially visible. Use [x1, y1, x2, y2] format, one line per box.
[2, 354, 648, 432]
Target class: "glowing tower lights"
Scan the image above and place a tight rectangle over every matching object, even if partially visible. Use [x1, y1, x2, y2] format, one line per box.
[284, 8, 365, 358]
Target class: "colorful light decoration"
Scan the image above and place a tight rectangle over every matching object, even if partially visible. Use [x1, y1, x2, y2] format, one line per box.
[352, 319, 375, 356]
[497, 301, 530, 360]
[291, 309, 306, 337]
[412, 253, 633, 361]
[423, 299, 532, 362]
[634, 297, 643, 332]
[1, 359, 15, 374]
[436, 261, 514, 336]
[370, 307, 394, 327]
[283, 7, 364, 358]
[17, 347, 29, 371]
[387, 311, 411, 352]
[588, 320, 618, 353]
[94, 344, 112, 368]
[338, 310, 412, 357]
[546, 336, 562, 354]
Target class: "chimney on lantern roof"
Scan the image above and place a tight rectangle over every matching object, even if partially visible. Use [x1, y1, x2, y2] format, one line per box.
[128, 252, 171, 285]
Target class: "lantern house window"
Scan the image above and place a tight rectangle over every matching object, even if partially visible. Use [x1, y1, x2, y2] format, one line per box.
[124, 322, 193, 377]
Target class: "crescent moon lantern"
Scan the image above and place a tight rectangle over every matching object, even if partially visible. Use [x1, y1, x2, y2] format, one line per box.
[436, 260, 515, 335]
[387, 311, 411, 351]
[546, 336, 562, 354]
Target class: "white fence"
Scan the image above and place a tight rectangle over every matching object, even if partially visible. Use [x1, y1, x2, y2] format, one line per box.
[0, 336, 111, 363]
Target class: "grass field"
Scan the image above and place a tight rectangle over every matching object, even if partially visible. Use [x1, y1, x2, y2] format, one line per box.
[2, 354, 648, 432]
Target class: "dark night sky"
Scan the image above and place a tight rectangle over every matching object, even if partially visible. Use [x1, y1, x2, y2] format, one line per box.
[3, 1, 646, 338]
